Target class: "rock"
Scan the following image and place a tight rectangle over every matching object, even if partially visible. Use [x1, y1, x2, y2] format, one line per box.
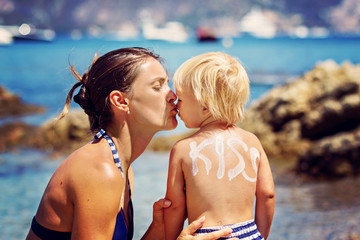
[298, 126, 360, 177]
[32, 109, 93, 155]
[0, 86, 45, 119]
[0, 109, 93, 156]
[0, 122, 38, 153]
[0, 86, 46, 153]
[238, 60, 360, 178]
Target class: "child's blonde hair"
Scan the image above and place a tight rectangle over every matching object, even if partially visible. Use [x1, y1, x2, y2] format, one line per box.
[173, 52, 249, 124]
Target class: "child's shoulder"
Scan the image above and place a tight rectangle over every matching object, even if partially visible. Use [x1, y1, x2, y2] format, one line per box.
[169, 135, 196, 162]
[231, 126, 263, 146]
[171, 130, 207, 152]
[173, 132, 198, 148]
[235, 126, 259, 139]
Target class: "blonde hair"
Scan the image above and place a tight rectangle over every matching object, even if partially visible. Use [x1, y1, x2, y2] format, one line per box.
[173, 52, 249, 125]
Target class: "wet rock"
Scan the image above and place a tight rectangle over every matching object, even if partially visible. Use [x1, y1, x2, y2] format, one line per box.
[239, 60, 360, 178]
[0, 86, 45, 119]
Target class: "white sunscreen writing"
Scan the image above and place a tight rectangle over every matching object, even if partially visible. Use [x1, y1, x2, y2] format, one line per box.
[227, 138, 248, 181]
[243, 147, 260, 182]
[189, 136, 260, 182]
[215, 135, 225, 179]
[189, 139, 213, 176]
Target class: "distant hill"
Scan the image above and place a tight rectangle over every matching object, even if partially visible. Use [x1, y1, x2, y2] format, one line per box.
[0, 0, 359, 36]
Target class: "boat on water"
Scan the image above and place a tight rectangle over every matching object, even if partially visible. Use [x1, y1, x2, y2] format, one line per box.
[142, 21, 188, 43]
[0, 24, 56, 45]
[196, 26, 218, 42]
[0, 27, 13, 45]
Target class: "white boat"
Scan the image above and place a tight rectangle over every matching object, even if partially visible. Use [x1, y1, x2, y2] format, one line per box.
[0, 26, 13, 45]
[13, 24, 56, 41]
[1, 24, 55, 42]
[142, 21, 188, 42]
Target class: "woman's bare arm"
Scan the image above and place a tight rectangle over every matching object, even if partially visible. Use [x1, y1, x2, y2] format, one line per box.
[142, 202, 235, 240]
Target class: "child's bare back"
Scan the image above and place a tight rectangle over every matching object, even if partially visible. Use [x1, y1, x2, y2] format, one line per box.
[179, 125, 262, 227]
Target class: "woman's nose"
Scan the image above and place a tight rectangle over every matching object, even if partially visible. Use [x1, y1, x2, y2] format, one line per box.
[167, 88, 177, 103]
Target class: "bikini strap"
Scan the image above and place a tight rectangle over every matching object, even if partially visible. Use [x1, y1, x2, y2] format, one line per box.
[95, 129, 124, 178]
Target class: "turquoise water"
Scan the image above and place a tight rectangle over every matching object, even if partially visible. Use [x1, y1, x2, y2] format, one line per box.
[1, 37, 360, 239]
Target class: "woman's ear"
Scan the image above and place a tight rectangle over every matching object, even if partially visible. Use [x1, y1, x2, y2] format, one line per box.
[109, 90, 129, 112]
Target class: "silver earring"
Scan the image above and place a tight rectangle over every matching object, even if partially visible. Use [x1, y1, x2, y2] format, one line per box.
[127, 109, 130, 115]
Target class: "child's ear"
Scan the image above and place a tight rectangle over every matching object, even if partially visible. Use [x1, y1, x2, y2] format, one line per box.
[202, 106, 210, 115]
[109, 90, 129, 112]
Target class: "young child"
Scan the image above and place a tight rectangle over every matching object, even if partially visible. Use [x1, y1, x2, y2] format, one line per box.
[164, 52, 275, 240]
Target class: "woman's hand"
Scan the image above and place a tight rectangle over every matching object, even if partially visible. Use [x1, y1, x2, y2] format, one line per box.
[142, 199, 235, 240]
[177, 216, 236, 240]
[141, 198, 171, 240]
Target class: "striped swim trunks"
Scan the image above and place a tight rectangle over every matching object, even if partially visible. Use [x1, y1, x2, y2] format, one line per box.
[194, 219, 264, 240]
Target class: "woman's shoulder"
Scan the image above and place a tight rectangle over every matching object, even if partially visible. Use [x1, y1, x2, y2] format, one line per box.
[66, 141, 122, 184]
[64, 141, 123, 201]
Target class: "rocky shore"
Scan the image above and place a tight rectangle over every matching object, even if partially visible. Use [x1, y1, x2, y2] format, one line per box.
[0, 87, 45, 153]
[1, 60, 360, 179]
[0, 86, 45, 119]
[0, 86, 92, 155]
[238, 60, 360, 178]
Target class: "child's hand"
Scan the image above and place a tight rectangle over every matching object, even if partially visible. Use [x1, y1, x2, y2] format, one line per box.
[177, 216, 235, 240]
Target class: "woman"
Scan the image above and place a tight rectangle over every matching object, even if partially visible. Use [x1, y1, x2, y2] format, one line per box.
[26, 47, 234, 240]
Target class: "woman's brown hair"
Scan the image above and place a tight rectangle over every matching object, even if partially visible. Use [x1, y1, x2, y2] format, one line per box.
[59, 47, 161, 133]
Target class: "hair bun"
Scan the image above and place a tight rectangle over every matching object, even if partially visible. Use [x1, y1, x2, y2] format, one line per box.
[74, 84, 95, 116]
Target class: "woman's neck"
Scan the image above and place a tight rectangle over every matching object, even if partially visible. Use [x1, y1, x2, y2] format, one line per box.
[105, 123, 155, 171]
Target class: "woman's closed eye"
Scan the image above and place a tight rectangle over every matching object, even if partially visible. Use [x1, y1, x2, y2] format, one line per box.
[152, 78, 167, 91]
[153, 85, 162, 91]
[152, 81, 164, 91]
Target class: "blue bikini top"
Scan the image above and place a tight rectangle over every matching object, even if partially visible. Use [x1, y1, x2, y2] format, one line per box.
[95, 129, 134, 240]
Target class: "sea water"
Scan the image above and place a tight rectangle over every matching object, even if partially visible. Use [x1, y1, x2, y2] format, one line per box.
[1, 36, 360, 239]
